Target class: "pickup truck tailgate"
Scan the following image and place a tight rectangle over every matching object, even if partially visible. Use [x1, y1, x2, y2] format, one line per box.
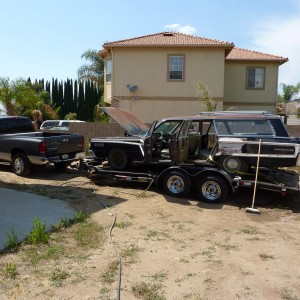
[44, 133, 83, 157]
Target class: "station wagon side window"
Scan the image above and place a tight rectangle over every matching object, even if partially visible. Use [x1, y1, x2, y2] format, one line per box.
[214, 120, 274, 136]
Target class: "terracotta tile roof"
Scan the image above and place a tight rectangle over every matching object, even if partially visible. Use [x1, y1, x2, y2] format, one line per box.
[102, 32, 234, 48]
[226, 47, 288, 64]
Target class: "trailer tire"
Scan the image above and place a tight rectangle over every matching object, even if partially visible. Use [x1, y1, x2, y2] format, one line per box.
[12, 153, 31, 176]
[163, 171, 191, 197]
[108, 148, 129, 170]
[195, 175, 228, 203]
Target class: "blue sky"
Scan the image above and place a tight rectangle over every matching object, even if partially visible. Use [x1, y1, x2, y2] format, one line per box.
[1, 0, 300, 86]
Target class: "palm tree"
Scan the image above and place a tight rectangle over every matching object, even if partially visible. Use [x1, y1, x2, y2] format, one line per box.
[278, 83, 300, 103]
[77, 49, 104, 86]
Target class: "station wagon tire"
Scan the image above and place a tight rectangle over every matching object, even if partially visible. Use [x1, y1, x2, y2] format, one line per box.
[108, 148, 129, 170]
[12, 153, 31, 176]
[195, 175, 228, 203]
[218, 156, 249, 174]
[163, 171, 191, 197]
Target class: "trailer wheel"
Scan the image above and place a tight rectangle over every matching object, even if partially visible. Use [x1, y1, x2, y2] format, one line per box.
[218, 156, 249, 174]
[108, 148, 129, 170]
[163, 171, 191, 197]
[12, 153, 31, 176]
[195, 175, 228, 203]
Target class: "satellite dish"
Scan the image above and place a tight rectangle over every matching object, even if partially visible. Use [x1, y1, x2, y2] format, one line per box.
[127, 84, 138, 93]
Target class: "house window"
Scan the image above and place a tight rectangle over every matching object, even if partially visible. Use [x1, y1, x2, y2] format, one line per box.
[168, 55, 185, 81]
[246, 67, 265, 89]
[106, 59, 112, 82]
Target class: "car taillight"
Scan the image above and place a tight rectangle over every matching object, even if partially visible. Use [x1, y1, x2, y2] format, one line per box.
[39, 141, 47, 154]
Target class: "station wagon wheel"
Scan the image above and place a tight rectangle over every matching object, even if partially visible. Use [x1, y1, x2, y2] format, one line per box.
[108, 148, 129, 170]
[12, 153, 31, 176]
[163, 171, 191, 197]
[218, 156, 249, 174]
[195, 175, 228, 203]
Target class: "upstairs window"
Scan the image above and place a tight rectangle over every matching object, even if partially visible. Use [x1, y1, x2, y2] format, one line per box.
[168, 55, 185, 81]
[106, 59, 112, 82]
[246, 67, 265, 89]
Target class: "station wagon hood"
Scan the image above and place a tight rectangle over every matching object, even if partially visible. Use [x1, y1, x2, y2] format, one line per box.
[102, 107, 149, 136]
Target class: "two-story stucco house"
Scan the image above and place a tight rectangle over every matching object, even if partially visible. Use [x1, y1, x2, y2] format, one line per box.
[99, 32, 288, 123]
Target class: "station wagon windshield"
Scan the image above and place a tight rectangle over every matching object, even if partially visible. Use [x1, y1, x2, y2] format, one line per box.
[214, 120, 275, 136]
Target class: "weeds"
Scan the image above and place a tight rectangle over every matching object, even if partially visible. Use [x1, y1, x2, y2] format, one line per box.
[4, 263, 17, 279]
[50, 266, 69, 287]
[122, 243, 142, 264]
[146, 230, 171, 240]
[74, 210, 90, 223]
[259, 253, 275, 260]
[4, 227, 19, 252]
[131, 282, 166, 300]
[74, 220, 104, 248]
[280, 287, 299, 300]
[27, 217, 49, 244]
[115, 221, 132, 229]
[101, 260, 119, 284]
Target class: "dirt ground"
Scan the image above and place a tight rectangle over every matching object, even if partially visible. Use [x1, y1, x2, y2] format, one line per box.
[0, 164, 299, 300]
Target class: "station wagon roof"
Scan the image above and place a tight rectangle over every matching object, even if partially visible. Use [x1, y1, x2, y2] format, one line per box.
[101, 107, 281, 136]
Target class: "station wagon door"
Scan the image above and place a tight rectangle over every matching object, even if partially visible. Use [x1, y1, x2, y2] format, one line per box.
[169, 121, 190, 164]
[143, 120, 157, 163]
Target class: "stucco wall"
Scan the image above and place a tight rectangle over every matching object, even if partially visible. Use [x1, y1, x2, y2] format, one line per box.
[105, 47, 226, 122]
[223, 62, 279, 113]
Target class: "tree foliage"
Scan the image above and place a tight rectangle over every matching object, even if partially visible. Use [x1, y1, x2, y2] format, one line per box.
[278, 82, 300, 103]
[77, 49, 104, 86]
[195, 81, 217, 112]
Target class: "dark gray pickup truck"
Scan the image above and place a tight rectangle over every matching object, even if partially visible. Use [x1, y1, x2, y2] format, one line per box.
[0, 116, 84, 176]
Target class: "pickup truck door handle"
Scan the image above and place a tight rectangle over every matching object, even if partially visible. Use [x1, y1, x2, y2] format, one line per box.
[63, 139, 69, 142]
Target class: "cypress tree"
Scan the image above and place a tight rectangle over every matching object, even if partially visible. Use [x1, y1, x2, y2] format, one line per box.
[78, 81, 85, 120]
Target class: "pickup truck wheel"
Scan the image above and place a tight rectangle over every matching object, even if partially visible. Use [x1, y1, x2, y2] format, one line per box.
[195, 175, 228, 203]
[12, 153, 31, 176]
[108, 148, 129, 170]
[163, 171, 191, 197]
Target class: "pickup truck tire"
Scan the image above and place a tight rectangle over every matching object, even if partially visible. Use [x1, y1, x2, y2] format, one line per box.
[12, 153, 31, 176]
[163, 170, 191, 197]
[195, 175, 228, 203]
[108, 148, 129, 170]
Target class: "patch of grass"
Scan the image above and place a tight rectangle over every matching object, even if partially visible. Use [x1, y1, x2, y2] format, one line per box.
[27, 217, 49, 244]
[74, 220, 104, 248]
[239, 226, 260, 235]
[74, 210, 90, 223]
[44, 245, 65, 260]
[4, 227, 19, 252]
[131, 282, 166, 300]
[280, 288, 299, 300]
[52, 218, 70, 231]
[203, 277, 214, 287]
[49, 266, 69, 287]
[146, 230, 171, 241]
[115, 221, 132, 229]
[4, 263, 17, 279]
[101, 260, 119, 284]
[122, 243, 142, 264]
[180, 257, 189, 263]
[125, 213, 135, 219]
[152, 271, 168, 282]
[259, 252, 275, 260]
[152, 210, 171, 219]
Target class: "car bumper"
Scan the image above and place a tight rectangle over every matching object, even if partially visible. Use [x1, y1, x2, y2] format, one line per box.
[27, 151, 85, 165]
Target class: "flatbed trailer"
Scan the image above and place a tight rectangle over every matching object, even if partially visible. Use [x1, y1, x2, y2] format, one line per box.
[86, 159, 300, 203]
[237, 168, 300, 197]
[87, 162, 241, 203]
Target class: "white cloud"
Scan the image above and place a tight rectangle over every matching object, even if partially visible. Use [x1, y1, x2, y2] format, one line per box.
[164, 24, 197, 35]
[250, 15, 300, 86]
